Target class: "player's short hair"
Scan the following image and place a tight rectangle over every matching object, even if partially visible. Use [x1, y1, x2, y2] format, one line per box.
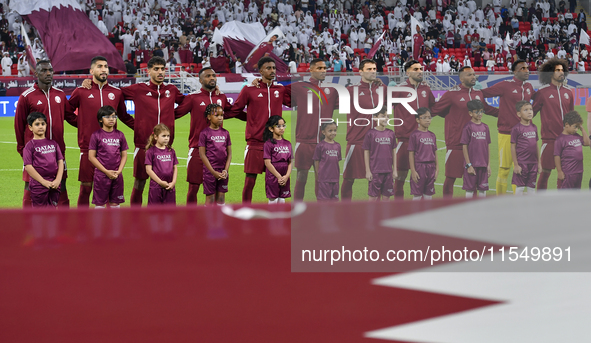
[310, 58, 325, 68]
[415, 107, 431, 119]
[198, 67, 215, 78]
[35, 60, 52, 71]
[515, 100, 532, 113]
[258, 56, 275, 71]
[539, 58, 569, 85]
[90, 56, 108, 68]
[467, 99, 484, 112]
[263, 115, 285, 143]
[563, 111, 582, 126]
[204, 103, 222, 119]
[458, 65, 473, 75]
[512, 59, 528, 72]
[404, 60, 421, 71]
[359, 59, 377, 71]
[97, 105, 116, 127]
[27, 112, 46, 126]
[147, 56, 166, 69]
[373, 106, 389, 117]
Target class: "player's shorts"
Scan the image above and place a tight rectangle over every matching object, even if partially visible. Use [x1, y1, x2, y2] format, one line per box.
[342, 143, 366, 179]
[133, 147, 149, 180]
[498, 133, 513, 169]
[368, 172, 394, 198]
[29, 180, 60, 208]
[410, 162, 437, 196]
[186, 147, 204, 184]
[294, 142, 316, 170]
[244, 145, 265, 174]
[148, 186, 176, 205]
[92, 171, 125, 206]
[395, 139, 410, 172]
[463, 167, 490, 192]
[512, 163, 538, 188]
[561, 173, 583, 189]
[540, 140, 556, 170]
[444, 149, 464, 179]
[79, 149, 95, 183]
[23, 159, 68, 182]
[203, 167, 229, 195]
[266, 162, 291, 199]
[317, 181, 339, 201]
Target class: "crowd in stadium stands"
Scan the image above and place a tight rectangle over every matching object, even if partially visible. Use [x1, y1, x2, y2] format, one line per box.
[0, 0, 589, 75]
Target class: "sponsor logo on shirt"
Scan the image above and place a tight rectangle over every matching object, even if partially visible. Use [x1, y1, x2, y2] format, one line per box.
[200, 101, 206, 106]
[274, 146, 291, 154]
[568, 139, 582, 147]
[325, 150, 339, 157]
[156, 154, 173, 162]
[549, 94, 554, 98]
[419, 137, 434, 145]
[460, 97, 465, 101]
[102, 138, 121, 146]
[108, 93, 115, 100]
[55, 96, 61, 104]
[165, 90, 171, 98]
[37, 100, 42, 105]
[471, 131, 487, 139]
[258, 93, 264, 97]
[274, 90, 279, 98]
[375, 137, 391, 144]
[88, 94, 94, 99]
[512, 89, 518, 93]
[146, 92, 152, 96]
[522, 131, 537, 139]
[35, 144, 56, 154]
[210, 135, 227, 143]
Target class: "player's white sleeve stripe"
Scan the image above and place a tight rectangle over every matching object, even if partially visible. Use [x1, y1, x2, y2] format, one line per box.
[342, 144, 355, 172]
[133, 147, 140, 160]
[540, 143, 547, 158]
[395, 141, 403, 154]
[187, 148, 194, 167]
[244, 145, 249, 160]
[444, 149, 452, 164]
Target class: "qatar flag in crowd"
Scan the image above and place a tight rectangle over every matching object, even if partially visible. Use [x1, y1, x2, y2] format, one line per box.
[368, 31, 385, 59]
[212, 21, 289, 74]
[13, 0, 125, 72]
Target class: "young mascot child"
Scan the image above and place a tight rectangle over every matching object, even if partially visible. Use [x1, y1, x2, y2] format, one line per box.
[461, 100, 491, 198]
[511, 101, 542, 195]
[263, 115, 293, 204]
[554, 111, 590, 189]
[23, 112, 64, 208]
[408, 107, 438, 200]
[145, 124, 179, 205]
[313, 120, 342, 201]
[199, 104, 232, 206]
[88, 105, 128, 208]
[363, 106, 397, 201]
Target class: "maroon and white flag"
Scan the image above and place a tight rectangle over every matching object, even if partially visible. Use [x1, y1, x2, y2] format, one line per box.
[368, 31, 386, 59]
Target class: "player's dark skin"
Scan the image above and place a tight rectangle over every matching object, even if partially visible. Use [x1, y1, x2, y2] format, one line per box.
[25, 63, 68, 194]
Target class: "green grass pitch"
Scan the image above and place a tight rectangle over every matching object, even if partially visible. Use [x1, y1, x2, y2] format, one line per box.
[1, 106, 590, 208]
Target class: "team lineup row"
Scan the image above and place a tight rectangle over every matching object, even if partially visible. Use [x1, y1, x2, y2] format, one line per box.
[14, 54, 584, 208]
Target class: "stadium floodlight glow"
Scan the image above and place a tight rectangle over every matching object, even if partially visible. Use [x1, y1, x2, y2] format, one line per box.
[306, 83, 418, 115]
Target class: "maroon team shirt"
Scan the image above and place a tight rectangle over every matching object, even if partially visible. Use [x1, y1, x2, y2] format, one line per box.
[263, 139, 293, 163]
[346, 81, 387, 144]
[460, 121, 491, 167]
[22, 138, 64, 181]
[198, 127, 232, 169]
[554, 133, 584, 174]
[393, 79, 436, 140]
[408, 130, 437, 163]
[510, 122, 539, 164]
[69, 82, 134, 150]
[89, 129, 129, 171]
[481, 77, 535, 135]
[532, 84, 575, 141]
[145, 146, 179, 187]
[362, 128, 397, 173]
[312, 140, 342, 182]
